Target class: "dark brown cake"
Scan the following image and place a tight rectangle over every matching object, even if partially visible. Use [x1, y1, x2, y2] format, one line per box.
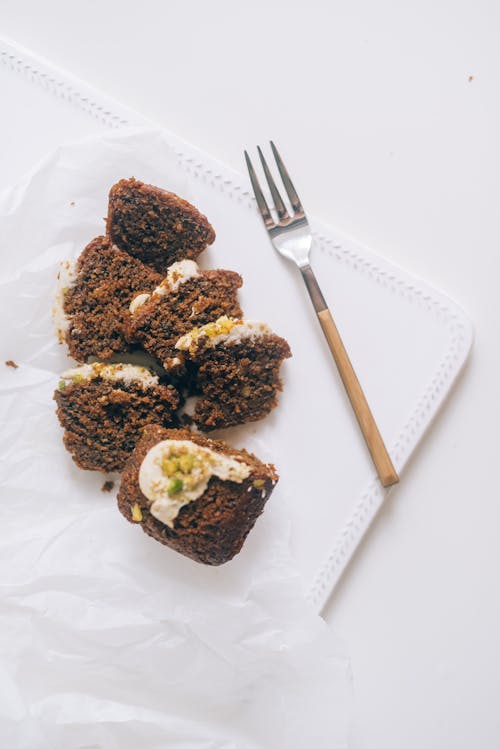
[175, 317, 292, 431]
[54, 363, 180, 472]
[117, 425, 278, 564]
[107, 178, 216, 273]
[126, 260, 243, 368]
[57, 236, 162, 362]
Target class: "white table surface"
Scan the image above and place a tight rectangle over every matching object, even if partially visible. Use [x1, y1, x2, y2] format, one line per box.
[2, 1, 499, 747]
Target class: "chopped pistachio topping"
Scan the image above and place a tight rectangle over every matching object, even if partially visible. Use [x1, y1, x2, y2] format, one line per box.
[175, 316, 271, 354]
[168, 477, 184, 496]
[179, 453, 195, 472]
[58, 379, 67, 391]
[60, 363, 159, 389]
[252, 479, 265, 489]
[138, 439, 251, 528]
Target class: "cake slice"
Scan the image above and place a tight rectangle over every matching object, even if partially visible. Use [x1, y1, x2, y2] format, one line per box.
[126, 259, 243, 369]
[55, 236, 162, 362]
[175, 316, 292, 430]
[117, 425, 278, 564]
[107, 178, 216, 273]
[54, 363, 180, 472]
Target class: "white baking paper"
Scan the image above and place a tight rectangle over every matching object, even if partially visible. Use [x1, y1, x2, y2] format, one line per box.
[0, 129, 351, 748]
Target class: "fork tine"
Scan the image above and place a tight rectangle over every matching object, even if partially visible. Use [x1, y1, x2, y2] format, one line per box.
[244, 150, 274, 228]
[270, 141, 303, 214]
[257, 146, 290, 221]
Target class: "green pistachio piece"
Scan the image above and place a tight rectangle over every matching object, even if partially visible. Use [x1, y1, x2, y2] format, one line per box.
[168, 477, 184, 496]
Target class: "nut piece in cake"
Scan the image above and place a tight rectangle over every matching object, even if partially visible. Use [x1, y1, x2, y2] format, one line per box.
[126, 259, 243, 368]
[117, 425, 278, 564]
[54, 363, 180, 473]
[175, 316, 292, 430]
[55, 236, 162, 362]
[107, 178, 216, 273]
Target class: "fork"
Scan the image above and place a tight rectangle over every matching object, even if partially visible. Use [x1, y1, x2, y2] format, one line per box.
[244, 142, 399, 488]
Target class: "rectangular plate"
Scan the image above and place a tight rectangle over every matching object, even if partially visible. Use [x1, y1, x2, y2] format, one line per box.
[0, 38, 472, 611]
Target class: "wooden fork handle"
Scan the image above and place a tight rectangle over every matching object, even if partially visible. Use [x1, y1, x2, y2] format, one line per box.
[300, 264, 399, 488]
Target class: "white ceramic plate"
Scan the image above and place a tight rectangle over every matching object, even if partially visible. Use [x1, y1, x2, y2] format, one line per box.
[0, 38, 472, 611]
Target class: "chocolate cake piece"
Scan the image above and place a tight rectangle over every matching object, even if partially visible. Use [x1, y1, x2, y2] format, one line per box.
[117, 425, 278, 564]
[54, 363, 180, 472]
[107, 178, 216, 273]
[126, 260, 243, 368]
[175, 317, 291, 431]
[55, 236, 162, 362]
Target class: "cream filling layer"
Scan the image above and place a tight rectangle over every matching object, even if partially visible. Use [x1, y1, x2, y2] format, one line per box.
[61, 362, 159, 389]
[138, 439, 251, 528]
[175, 316, 271, 354]
[52, 259, 77, 343]
[129, 260, 201, 314]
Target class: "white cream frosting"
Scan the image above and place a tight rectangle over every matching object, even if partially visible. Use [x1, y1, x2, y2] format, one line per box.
[157, 259, 200, 294]
[52, 259, 77, 343]
[61, 362, 159, 389]
[129, 293, 151, 314]
[138, 439, 251, 528]
[129, 260, 200, 315]
[175, 316, 271, 354]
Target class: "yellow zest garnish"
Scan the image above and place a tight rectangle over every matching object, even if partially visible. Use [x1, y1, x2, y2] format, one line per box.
[131, 503, 143, 522]
[175, 316, 241, 353]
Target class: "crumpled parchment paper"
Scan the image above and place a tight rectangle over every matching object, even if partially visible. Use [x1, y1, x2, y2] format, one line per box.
[0, 129, 351, 748]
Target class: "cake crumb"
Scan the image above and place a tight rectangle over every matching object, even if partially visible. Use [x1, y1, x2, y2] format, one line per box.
[70, 201, 75, 206]
[5, 360, 18, 369]
[468, 75, 474, 82]
[101, 480, 115, 493]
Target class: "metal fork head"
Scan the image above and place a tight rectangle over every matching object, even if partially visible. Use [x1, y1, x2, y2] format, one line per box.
[244, 142, 312, 268]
